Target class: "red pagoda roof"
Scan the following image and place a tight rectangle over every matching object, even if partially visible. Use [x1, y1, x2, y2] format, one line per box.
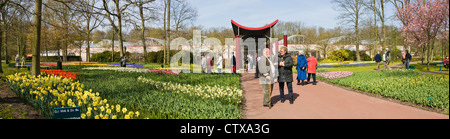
[231, 19, 278, 31]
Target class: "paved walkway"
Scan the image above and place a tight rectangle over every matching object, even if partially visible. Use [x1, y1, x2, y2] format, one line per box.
[241, 73, 448, 119]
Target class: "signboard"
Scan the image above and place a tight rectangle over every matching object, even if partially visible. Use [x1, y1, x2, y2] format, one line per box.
[53, 106, 81, 119]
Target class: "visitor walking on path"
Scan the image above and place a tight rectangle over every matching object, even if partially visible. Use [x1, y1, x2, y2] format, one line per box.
[216, 54, 223, 74]
[307, 53, 318, 85]
[259, 48, 275, 108]
[296, 51, 307, 86]
[444, 56, 449, 70]
[405, 50, 412, 70]
[201, 55, 206, 73]
[375, 51, 382, 70]
[383, 48, 391, 69]
[277, 46, 294, 104]
[231, 52, 237, 74]
[255, 53, 260, 78]
[15, 54, 20, 67]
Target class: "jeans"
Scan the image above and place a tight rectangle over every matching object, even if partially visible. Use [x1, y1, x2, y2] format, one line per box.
[217, 68, 223, 75]
[279, 82, 293, 101]
[405, 60, 410, 69]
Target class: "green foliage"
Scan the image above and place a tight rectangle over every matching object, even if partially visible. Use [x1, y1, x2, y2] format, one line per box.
[144, 50, 193, 64]
[90, 51, 131, 62]
[327, 49, 371, 61]
[328, 49, 354, 61]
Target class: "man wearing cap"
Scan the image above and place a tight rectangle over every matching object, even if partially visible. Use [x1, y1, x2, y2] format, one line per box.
[383, 48, 391, 69]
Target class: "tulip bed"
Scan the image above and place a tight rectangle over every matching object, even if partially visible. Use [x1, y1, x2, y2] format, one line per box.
[316, 71, 353, 79]
[65, 67, 243, 119]
[317, 69, 449, 109]
[41, 69, 79, 80]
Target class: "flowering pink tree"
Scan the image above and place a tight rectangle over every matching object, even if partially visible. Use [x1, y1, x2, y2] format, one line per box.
[395, 0, 449, 70]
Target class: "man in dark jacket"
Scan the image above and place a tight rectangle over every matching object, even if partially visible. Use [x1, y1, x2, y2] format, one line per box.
[375, 51, 382, 70]
[231, 52, 236, 74]
[278, 46, 294, 104]
[405, 50, 412, 70]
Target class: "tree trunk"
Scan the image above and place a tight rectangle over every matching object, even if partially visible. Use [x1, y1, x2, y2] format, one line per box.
[118, 17, 124, 57]
[163, 0, 167, 66]
[32, 0, 42, 76]
[139, 0, 147, 63]
[0, 21, 3, 73]
[86, 18, 91, 62]
[373, 0, 378, 56]
[166, 0, 171, 66]
[111, 30, 115, 62]
[381, 0, 386, 55]
[355, 0, 361, 62]
[86, 32, 91, 62]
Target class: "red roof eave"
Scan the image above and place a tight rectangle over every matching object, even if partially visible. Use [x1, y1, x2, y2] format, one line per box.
[231, 19, 278, 31]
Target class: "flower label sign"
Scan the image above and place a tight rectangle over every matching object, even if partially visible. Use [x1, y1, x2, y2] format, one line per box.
[53, 106, 81, 119]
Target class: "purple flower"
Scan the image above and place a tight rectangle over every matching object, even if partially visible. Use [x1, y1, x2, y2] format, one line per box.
[317, 71, 353, 79]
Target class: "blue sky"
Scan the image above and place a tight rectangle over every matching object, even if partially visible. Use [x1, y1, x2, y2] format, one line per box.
[189, 0, 399, 29]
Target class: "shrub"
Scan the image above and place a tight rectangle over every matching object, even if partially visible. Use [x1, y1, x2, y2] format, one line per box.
[144, 50, 193, 64]
[90, 51, 131, 62]
[327, 49, 372, 61]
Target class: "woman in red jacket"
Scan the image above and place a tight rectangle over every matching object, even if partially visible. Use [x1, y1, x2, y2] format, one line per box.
[307, 53, 318, 85]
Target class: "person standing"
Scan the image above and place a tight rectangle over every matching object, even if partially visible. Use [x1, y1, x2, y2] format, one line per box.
[15, 54, 20, 67]
[207, 55, 212, 74]
[255, 53, 260, 78]
[249, 55, 253, 70]
[123, 56, 127, 67]
[444, 56, 449, 70]
[20, 56, 26, 67]
[383, 48, 390, 69]
[307, 53, 318, 85]
[119, 56, 124, 67]
[216, 54, 223, 74]
[201, 55, 206, 73]
[296, 51, 307, 85]
[402, 52, 406, 64]
[405, 50, 412, 70]
[375, 51, 382, 70]
[231, 52, 236, 74]
[277, 46, 294, 104]
[259, 48, 275, 108]
[386, 48, 391, 66]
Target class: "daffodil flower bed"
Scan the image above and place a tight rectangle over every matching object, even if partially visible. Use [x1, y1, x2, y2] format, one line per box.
[6, 73, 139, 119]
[317, 69, 449, 109]
[137, 76, 243, 105]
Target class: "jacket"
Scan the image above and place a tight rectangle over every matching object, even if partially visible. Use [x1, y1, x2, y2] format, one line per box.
[375, 54, 381, 62]
[259, 55, 276, 84]
[296, 55, 307, 80]
[307, 56, 318, 74]
[277, 53, 293, 82]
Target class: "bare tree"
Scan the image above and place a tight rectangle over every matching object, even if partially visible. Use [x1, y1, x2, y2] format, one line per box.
[75, 0, 103, 62]
[31, 0, 42, 76]
[170, 0, 197, 34]
[126, 0, 156, 63]
[333, 0, 364, 61]
[98, 0, 132, 57]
